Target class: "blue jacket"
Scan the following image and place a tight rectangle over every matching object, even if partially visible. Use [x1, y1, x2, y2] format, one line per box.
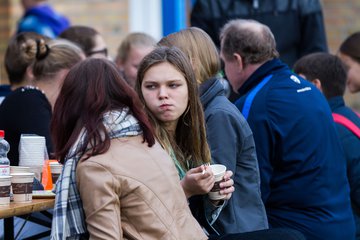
[199, 78, 268, 234]
[234, 59, 355, 240]
[17, 4, 70, 38]
[329, 96, 360, 240]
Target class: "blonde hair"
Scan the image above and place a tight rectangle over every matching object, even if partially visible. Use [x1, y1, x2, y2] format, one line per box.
[116, 32, 156, 63]
[27, 39, 84, 81]
[158, 27, 221, 84]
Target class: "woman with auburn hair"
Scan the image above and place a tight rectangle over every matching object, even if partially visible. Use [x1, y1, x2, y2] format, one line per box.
[135, 46, 235, 235]
[158, 27, 268, 234]
[50, 58, 206, 239]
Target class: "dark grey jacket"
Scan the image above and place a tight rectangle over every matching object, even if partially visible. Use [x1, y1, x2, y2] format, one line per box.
[191, 0, 328, 67]
[199, 78, 268, 234]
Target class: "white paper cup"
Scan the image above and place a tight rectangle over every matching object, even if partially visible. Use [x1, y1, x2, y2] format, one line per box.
[208, 164, 227, 200]
[10, 166, 31, 174]
[49, 163, 62, 189]
[0, 176, 12, 205]
[26, 165, 43, 181]
[11, 173, 34, 203]
[19, 134, 48, 166]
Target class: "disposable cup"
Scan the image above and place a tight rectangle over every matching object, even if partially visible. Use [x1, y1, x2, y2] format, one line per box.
[10, 166, 31, 174]
[26, 165, 43, 181]
[0, 176, 12, 205]
[11, 173, 34, 203]
[19, 134, 48, 166]
[49, 162, 62, 189]
[208, 164, 227, 200]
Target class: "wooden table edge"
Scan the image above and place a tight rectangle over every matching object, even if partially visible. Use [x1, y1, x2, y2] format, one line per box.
[0, 198, 55, 219]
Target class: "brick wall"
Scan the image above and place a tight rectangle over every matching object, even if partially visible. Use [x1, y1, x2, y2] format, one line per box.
[0, 0, 129, 85]
[323, 0, 360, 53]
[323, 0, 360, 110]
[0, 0, 10, 85]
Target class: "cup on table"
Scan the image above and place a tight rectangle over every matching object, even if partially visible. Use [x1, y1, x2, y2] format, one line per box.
[10, 166, 31, 174]
[11, 172, 34, 203]
[49, 162, 62, 190]
[26, 165, 43, 182]
[208, 164, 227, 200]
[19, 134, 48, 166]
[0, 176, 12, 205]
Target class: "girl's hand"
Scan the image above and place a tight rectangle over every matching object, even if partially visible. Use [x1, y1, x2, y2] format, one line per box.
[181, 165, 214, 198]
[209, 170, 235, 206]
[219, 170, 234, 200]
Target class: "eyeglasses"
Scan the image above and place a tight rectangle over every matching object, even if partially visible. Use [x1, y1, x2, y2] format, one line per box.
[87, 48, 108, 57]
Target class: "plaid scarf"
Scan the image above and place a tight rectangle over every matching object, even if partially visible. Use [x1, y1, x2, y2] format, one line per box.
[51, 108, 142, 239]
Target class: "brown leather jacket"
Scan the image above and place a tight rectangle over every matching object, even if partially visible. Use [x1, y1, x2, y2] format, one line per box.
[77, 135, 207, 240]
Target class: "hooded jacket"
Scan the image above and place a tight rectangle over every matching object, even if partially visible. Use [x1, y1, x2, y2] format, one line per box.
[198, 77, 268, 234]
[17, 4, 70, 38]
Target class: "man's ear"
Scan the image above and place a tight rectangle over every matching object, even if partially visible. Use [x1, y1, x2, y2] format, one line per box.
[312, 78, 323, 92]
[233, 53, 243, 71]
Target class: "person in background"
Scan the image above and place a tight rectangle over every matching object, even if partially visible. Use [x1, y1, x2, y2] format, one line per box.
[191, 0, 327, 68]
[191, 0, 328, 102]
[0, 38, 83, 240]
[18, 0, 70, 38]
[0, 32, 49, 104]
[0, 38, 84, 166]
[220, 19, 355, 240]
[50, 58, 206, 239]
[59, 25, 108, 59]
[293, 52, 360, 240]
[158, 27, 268, 234]
[115, 32, 156, 88]
[338, 32, 360, 94]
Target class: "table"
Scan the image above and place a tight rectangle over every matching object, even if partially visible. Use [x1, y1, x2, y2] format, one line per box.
[0, 198, 55, 240]
[0, 199, 54, 219]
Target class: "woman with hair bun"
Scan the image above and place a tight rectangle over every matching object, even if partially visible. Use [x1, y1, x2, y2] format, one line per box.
[0, 37, 84, 166]
[1, 32, 50, 102]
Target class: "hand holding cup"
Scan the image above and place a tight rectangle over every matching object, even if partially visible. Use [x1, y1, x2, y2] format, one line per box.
[181, 164, 214, 198]
[218, 170, 234, 200]
[208, 164, 227, 200]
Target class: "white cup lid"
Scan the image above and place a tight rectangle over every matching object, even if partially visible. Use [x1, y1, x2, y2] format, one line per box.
[10, 173, 35, 176]
[0, 176, 12, 179]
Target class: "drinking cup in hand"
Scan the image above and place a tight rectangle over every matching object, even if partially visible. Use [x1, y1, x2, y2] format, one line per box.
[208, 164, 226, 200]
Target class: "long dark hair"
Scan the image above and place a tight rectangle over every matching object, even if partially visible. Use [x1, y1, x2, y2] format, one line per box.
[51, 58, 155, 163]
[135, 46, 211, 169]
